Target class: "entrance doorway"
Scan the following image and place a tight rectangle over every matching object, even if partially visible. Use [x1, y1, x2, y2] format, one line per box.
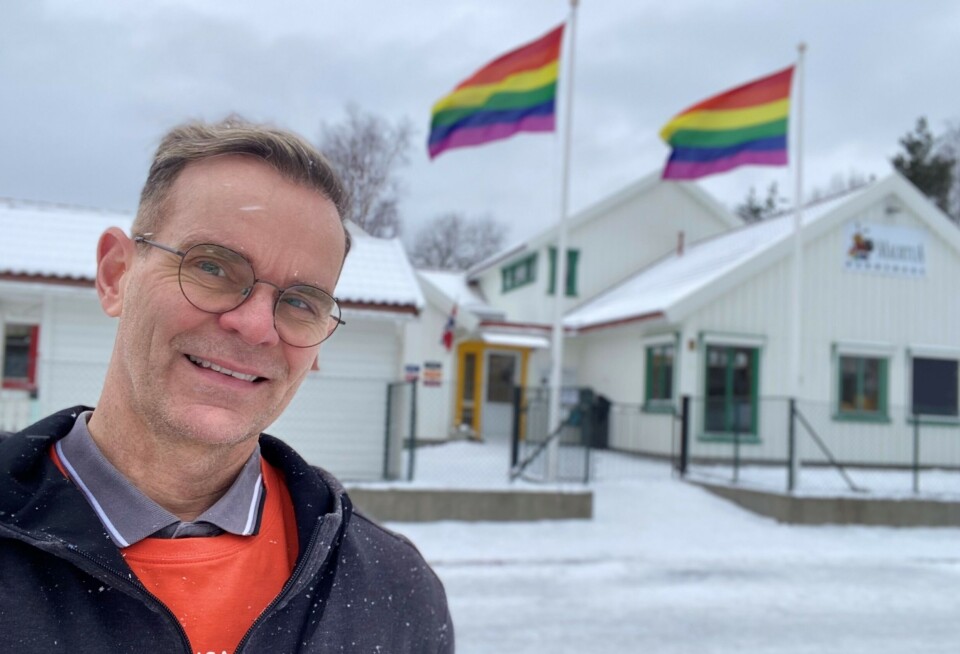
[482, 351, 519, 440]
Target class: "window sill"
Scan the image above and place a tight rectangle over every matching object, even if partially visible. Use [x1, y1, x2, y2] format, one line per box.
[832, 412, 890, 424]
[698, 432, 761, 444]
[906, 415, 960, 427]
[642, 402, 676, 415]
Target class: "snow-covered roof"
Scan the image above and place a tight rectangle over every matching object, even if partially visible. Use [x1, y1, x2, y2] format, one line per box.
[338, 222, 424, 309]
[0, 199, 422, 310]
[563, 183, 876, 331]
[416, 269, 500, 319]
[0, 198, 132, 280]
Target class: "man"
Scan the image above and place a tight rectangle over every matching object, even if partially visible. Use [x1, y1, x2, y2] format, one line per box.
[0, 118, 454, 653]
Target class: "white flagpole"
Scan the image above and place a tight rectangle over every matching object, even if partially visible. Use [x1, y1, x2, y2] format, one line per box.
[546, 0, 579, 481]
[788, 42, 806, 488]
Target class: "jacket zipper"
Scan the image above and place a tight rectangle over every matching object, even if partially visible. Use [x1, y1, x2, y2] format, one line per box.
[234, 515, 327, 653]
[66, 543, 194, 653]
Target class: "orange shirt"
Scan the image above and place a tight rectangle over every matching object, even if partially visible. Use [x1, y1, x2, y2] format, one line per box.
[121, 460, 299, 654]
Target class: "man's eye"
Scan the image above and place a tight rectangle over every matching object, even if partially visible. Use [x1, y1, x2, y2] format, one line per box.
[197, 260, 225, 276]
[283, 295, 319, 315]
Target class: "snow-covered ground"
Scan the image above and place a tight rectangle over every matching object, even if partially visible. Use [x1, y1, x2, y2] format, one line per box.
[384, 444, 960, 654]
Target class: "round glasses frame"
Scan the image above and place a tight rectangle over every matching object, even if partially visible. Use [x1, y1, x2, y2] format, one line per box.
[134, 236, 345, 347]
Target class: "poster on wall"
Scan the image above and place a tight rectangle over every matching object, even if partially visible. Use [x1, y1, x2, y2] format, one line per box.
[403, 364, 420, 382]
[843, 222, 926, 277]
[422, 361, 443, 387]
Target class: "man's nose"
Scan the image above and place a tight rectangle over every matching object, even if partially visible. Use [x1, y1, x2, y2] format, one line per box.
[217, 282, 281, 347]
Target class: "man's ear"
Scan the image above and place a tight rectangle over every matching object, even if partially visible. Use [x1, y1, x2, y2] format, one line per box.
[96, 228, 135, 317]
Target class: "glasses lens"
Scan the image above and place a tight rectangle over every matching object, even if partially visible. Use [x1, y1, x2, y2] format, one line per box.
[179, 244, 255, 313]
[275, 285, 341, 347]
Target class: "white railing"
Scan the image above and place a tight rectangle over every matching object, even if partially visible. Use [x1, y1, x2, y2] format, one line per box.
[0, 390, 36, 432]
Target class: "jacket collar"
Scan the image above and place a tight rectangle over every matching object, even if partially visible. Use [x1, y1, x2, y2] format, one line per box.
[0, 406, 353, 587]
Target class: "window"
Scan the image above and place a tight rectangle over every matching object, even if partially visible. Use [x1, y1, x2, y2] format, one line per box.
[2, 324, 39, 391]
[547, 247, 580, 297]
[501, 254, 537, 293]
[704, 345, 758, 438]
[645, 343, 674, 411]
[837, 355, 888, 419]
[911, 357, 958, 418]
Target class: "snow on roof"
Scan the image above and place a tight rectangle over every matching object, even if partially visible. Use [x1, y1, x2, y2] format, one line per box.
[0, 199, 421, 309]
[563, 185, 871, 331]
[416, 269, 500, 318]
[0, 198, 132, 280]
[338, 222, 423, 308]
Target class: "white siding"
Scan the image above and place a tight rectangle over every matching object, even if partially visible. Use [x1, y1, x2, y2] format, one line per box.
[268, 317, 402, 480]
[38, 294, 116, 415]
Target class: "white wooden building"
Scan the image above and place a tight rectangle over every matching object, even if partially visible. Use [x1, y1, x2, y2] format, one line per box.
[563, 173, 960, 468]
[0, 200, 422, 480]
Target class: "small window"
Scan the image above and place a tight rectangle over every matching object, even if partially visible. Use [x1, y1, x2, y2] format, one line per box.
[645, 343, 674, 410]
[911, 357, 958, 417]
[547, 247, 580, 297]
[2, 324, 39, 391]
[501, 254, 537, 293]
[837, 355, 888, 419]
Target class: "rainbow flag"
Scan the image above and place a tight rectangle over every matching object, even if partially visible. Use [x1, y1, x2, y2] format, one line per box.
[428, 25, 565, 159]
[660, 66, 795, 180]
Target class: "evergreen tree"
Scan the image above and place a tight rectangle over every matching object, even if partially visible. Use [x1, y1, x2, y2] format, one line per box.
[891, 117, 956, 215]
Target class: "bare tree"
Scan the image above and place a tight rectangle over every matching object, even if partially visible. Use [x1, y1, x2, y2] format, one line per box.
[410, 213, 508, 270]
[318, 105, 413, 238]
[806, 170, 875, 204]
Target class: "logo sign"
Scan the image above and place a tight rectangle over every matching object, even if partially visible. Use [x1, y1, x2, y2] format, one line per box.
[843, 222, 926, 277]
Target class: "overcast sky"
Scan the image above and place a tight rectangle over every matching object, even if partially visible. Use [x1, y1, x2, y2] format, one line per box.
[2, 1, 958, 247]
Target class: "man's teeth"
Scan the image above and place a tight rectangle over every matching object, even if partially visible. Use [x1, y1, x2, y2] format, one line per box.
[187, 355, 258, 382]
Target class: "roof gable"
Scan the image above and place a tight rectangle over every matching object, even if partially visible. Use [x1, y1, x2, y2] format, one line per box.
[565, 173, 955, 332]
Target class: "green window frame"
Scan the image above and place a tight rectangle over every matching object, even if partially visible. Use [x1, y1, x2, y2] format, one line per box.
[644, 343, 675, 412]
[547, 247, 579, 297]
[501, 254, 537, 293]
[702, 345, 759, 441]
[836, 355, 888, 421]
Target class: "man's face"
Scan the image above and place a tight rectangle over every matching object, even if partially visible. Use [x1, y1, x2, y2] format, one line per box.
[110, 155, 346, 447]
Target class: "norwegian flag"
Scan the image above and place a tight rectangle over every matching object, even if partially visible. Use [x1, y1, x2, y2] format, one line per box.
[441, 303, 458, 351]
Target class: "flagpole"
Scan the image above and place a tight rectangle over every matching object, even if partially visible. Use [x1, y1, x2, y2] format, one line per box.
[788, 42, 806, 489]
[546, 0, 579, 481]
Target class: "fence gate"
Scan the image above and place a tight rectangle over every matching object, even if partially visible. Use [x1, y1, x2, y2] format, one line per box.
[384, 381, 416, 481]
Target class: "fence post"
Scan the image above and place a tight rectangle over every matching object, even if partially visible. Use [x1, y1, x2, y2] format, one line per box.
[383, 383, 394, 480]
[912, 412, 920, 494]
[679, 395, 690, 476]
[732, 427, 740, 483]
[787, 398, 797, 492]
[511, 386, 523, 470]
[406, 380, 418, 482]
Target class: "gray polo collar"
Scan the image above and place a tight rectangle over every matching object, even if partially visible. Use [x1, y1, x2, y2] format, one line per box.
[55, 412, 265, 547]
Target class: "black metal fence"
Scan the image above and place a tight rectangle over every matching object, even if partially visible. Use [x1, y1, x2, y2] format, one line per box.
[679, 395, 960, 497]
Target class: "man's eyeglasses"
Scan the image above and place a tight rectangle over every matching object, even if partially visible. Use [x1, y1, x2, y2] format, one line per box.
[134, 236, 344, 347]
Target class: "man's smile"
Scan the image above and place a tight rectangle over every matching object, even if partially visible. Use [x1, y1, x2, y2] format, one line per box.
[186, 354, 266, 383]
